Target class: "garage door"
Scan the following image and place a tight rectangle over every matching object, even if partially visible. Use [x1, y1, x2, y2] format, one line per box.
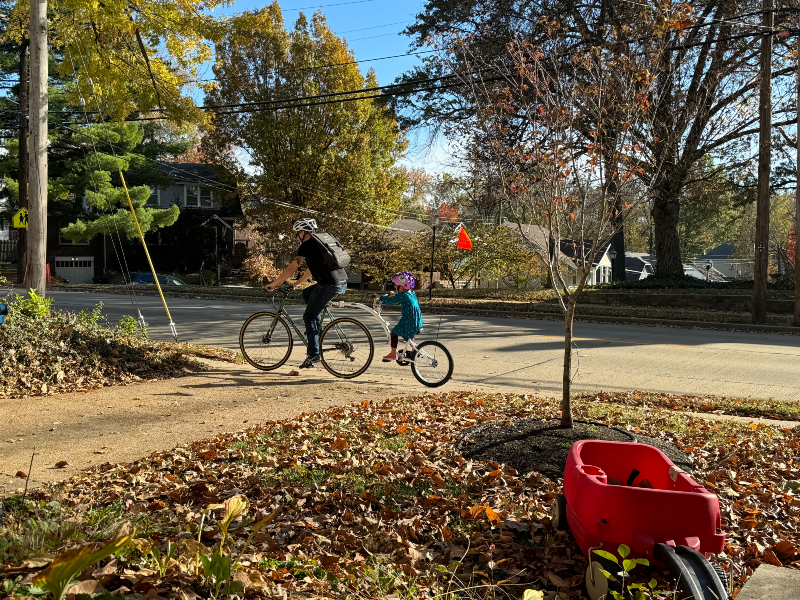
[55, 256, 94, 284]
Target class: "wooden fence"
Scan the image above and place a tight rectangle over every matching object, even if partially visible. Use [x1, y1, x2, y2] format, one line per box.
[0, 239, 16, 262]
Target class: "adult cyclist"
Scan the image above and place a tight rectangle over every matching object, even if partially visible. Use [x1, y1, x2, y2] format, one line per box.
[266, 218, 348, 369]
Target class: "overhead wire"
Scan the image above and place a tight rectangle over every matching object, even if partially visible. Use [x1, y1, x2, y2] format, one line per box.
[58, 123, 424, 231]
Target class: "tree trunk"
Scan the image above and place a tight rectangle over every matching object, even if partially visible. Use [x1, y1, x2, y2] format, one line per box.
[561, 300, 576, 428]
[651, 193, 683, 275]
[610, 226, 626, 281]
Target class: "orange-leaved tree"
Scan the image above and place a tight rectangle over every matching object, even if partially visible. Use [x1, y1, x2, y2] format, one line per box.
[447, 7, 680, 427]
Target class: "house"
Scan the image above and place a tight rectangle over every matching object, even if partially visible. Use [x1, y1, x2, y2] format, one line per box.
[558, 239, 614, 285]
[49, 162, 239, 284]
[625, 253, 654, 280]
[695, 243, 753, 280]
[501, 221, 617, 288]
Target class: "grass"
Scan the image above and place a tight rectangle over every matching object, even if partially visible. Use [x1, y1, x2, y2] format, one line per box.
[577, 390, 800, 422]
[0, 497, 134, 566]
[375, 433, 411, 450]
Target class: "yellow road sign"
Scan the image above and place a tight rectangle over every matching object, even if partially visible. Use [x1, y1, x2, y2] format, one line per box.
[12, 207, 28, 228]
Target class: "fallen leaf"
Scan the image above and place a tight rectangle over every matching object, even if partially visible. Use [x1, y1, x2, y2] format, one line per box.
[546, 571, 571, 588]
[55, 460, 70, 468]
[15, 471, 27, 478]
[68, 580, 105, 596]
[331, 438, 349, 452]
[762, 549, 782, 567]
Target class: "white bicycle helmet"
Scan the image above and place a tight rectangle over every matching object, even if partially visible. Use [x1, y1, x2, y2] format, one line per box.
[292, 218, 319, 233]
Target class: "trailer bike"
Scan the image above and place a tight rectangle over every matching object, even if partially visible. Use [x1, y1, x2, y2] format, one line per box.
[238, 285, 453, 387]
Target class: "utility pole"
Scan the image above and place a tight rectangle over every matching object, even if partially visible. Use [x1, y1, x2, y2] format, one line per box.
[28, 0, 48, 295]
[753, 0, 773, 324]
[17, 41, 28, 285]
[429, 208, 439, 300]
[795, 11, 800, 327]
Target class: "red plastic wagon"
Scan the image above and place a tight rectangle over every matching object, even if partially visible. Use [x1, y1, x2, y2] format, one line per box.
[552, 440, 729, 600]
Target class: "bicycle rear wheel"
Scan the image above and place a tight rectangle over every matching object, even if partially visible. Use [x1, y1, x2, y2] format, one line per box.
[239, 312, 293, 370]
[319, 317, 374, 379]
[411, 341, 453, 387]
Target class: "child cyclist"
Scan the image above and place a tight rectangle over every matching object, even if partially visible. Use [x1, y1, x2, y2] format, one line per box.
[376, 271, 424, 362]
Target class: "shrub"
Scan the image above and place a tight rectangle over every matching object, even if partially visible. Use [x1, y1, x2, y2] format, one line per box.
[241, 250, 281, 284]
[9, 289, 53, 319]
[593, 274, 753, 291]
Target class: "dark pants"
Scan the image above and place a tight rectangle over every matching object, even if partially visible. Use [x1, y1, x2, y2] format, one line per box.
[390, 333, 413, 349]
[302, 282, 347, 356]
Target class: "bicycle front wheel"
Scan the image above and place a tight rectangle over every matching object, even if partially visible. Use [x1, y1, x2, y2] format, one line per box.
[319, 317, 374, 379]
[239, 312, 293, 370]
[411, 341, 454, 387]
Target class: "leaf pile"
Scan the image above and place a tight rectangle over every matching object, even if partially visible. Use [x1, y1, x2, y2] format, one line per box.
[0, 298, 206, 398]
[2, 392, 799, 599]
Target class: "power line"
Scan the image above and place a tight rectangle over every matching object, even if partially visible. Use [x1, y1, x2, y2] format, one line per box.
[339, 19, 411, 34]
[190, 49, 436, 84]
[282, 0, 382, 11]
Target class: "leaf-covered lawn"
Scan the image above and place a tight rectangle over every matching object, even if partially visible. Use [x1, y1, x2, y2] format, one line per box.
[575, 390, 800, 423]
[1, 392, 798, 599]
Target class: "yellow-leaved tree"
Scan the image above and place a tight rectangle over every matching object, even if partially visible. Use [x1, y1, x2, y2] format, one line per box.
[6, 0, 223, 124]
[201, 4, 408, 254]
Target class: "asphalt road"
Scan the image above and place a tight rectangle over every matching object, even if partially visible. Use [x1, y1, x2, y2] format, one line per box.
[45, 289, 800, 401]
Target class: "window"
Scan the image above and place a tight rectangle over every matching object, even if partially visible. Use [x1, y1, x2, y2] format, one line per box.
[163, 185, 184, 207]
[186, 185, 199, 207]
[200, 187, 213, 207]
[59, 232, 89, 245]
[56, 259, 92, 268]
[146, 187, 158, 206]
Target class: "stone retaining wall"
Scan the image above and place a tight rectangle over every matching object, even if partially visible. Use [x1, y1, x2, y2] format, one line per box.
[579, 292, 794, 314]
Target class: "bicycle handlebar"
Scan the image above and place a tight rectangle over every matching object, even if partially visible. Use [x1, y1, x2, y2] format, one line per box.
[275, 284, 294, 295]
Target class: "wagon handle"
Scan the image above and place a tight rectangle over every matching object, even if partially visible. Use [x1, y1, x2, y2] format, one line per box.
[587, 543, 604, 586]
[716, 555, 736, 597]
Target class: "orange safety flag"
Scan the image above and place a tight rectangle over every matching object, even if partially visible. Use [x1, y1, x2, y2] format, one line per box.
[457, 226, 473, 250]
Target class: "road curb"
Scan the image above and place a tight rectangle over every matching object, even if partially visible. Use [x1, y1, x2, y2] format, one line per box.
[39, 286, 800, 334]
[418, 305, 800, 334]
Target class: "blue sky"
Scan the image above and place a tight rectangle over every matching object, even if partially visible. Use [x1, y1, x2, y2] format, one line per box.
[200, 0, 452, 172]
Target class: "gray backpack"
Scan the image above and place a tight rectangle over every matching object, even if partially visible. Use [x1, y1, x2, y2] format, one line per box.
[311, 232, 351, 270]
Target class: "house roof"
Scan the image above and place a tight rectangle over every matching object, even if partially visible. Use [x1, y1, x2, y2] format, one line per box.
[700, 242, 735, 261]
[159, 162, 227, 189]
[625, 255, 650, 274]
[502, 221, 575, 265]
[559, 239, 611, 266]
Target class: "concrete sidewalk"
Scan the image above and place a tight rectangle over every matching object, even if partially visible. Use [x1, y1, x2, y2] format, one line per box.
[0, 358, 496, 496]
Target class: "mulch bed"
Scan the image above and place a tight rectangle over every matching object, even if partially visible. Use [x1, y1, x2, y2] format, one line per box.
[455, 419, 693, 480]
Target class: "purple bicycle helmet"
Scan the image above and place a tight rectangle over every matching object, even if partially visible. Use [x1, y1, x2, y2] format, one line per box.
[391, 271, 416, 290]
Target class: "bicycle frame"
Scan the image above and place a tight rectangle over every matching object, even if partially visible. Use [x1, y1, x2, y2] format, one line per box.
[268, 292, 337, 349]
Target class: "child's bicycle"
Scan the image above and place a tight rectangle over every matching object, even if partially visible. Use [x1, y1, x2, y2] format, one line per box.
[238, 286, 454, 387]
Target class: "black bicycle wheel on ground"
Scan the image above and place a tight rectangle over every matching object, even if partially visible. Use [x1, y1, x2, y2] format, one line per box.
[239, 312, 293, 370]
[319, 317, 374, 379]
[411, 341, 453, 387]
